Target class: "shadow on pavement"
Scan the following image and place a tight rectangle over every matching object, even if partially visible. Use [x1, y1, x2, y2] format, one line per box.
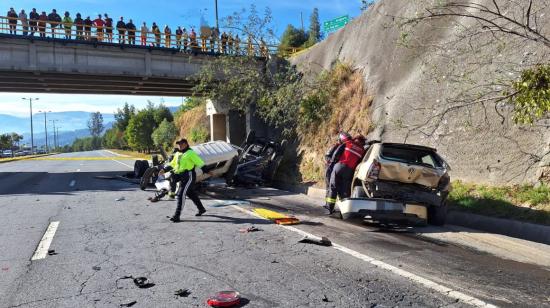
[0, 171, 138, 196]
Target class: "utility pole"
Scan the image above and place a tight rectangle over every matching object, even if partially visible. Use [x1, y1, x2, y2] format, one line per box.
[301, 12, 304, 31]
[215, 0, 219, 32]
[22, 97, 39, 154]
[38, 110, 51, 153]
[49, 120, 59, 151]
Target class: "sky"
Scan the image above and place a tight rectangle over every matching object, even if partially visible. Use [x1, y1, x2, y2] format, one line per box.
[0, 0, 362, 117]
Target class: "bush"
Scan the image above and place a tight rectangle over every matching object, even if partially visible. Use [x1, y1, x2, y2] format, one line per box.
[189, 127, 210, 144]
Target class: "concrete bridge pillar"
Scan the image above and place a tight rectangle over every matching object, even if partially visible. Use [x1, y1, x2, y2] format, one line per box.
[206, 100, 246, 145]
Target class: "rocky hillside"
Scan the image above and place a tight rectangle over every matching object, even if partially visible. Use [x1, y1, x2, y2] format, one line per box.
[292, 0, 550, 185]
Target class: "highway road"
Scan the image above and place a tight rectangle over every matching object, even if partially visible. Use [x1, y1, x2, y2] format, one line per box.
[0, 151, 549, 307]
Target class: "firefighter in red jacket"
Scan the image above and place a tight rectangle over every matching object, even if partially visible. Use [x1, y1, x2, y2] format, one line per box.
[324, 132, 350, 202]
[325, 134, 366, 214]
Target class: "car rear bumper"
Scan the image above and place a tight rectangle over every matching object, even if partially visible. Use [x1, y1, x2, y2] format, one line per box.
[370, 181, 445, 207]
[337, 198, 427, 221]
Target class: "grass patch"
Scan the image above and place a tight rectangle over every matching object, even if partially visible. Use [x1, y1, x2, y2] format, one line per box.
[448, 181, 550, 225]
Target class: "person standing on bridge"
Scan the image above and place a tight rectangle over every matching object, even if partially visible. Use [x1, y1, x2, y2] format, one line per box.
[140, 22, 148, 46]
[84, 16, 93, 40]
[151, 22, 160, 47]
[175, 26, 183, 49]
[19, 9, 29, 36]
[104, 14, 113, 43]
[209, 27, 217, 53]
[190, 28, 198, 51]
[182, 28, 189, 52]
[48, 9, 61, 38]
[62, 12, 73, 40]
[7, 8, 18, 35]
[38, 11, 48, 38]
[220, 32, 227, 54]
[29, 8, 39, 36]
[165, 139, 207, 222]
[164, 25, 172, 48]
[93, 15, 104, 41]
[234, 34, 241, 55]
[127, 19, 136, 45]
[117, 17, 126, 44]
[74, 13, 83, 40]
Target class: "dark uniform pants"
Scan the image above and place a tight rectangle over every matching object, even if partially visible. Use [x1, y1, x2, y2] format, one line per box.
[173, 170, 205, 218]
[326, 163, 354, 208]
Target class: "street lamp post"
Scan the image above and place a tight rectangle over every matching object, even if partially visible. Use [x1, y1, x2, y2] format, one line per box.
[38, 110, 51, 153]
[22, 97, 39, 154]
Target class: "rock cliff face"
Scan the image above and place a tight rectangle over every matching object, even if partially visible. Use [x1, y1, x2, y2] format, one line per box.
[292, 0, 550, 184]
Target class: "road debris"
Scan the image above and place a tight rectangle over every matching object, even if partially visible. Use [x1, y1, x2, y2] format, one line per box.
[116, 197, 126, 202]
[322, 295, 331, 302]
[207, 291, 241, 307]
[120, 300, 137, 307]
[253, 208, 300, 225]
[92, 266, 101, 271]
[47, 249, 57, 255]
[209, 200, 251, 208]
[239, 226, 262, 233]
[175, 289, 191, 297]
[298, 236, 332, 247]
[133, 277, 156, 289]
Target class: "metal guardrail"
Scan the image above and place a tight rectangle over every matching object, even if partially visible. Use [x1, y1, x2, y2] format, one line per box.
[0, 15, 298, 57]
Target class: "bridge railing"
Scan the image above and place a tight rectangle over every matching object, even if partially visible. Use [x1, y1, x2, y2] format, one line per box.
[0, 15, 296, 57]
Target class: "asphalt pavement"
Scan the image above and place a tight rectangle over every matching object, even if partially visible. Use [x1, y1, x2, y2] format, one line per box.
[0, 150, 548, 307]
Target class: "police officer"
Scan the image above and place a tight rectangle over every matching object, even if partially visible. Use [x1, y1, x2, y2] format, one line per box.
[165, 139, 207, 222]
[325, 133, 366, 214]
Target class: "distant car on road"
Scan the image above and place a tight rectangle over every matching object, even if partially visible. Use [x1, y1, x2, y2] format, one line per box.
[339, 142, 451, 225]
[1, 150, 13, 158]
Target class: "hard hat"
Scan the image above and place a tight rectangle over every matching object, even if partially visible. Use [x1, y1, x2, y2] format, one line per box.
[338, 132, 351, 143]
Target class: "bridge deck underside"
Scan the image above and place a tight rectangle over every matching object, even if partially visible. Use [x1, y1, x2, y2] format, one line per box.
[0, 71, 196, 97]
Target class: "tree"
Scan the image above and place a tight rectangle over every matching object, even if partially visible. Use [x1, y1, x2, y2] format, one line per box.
[10, 133, 23, 150]
[88, 112, 104, 137]
[305, 8, 321, 47]
[279, 24, 308, 54]
[151, 119, 178, 150]
[153, 104, 174, 125]
[126, 109, 156, 152]
[0, 134, 11, 150]
[361, 0, 375, 11]
[114, 103, 136, 131]
[103, 127, 128, 149]
[394, 0, 550, 137]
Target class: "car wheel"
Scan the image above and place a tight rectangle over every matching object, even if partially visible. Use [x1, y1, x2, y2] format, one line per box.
[140, 167, 157, 190]
[134, 160, 149, 178]
[428, 201, 448, 226]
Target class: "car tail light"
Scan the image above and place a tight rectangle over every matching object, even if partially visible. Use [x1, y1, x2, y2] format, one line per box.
[368, 160, 381, 179]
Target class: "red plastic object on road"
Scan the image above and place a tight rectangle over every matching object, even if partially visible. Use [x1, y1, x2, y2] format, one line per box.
[207, 291, 241, 307]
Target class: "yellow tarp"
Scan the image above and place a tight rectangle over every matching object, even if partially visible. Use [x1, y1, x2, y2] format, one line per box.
[252, 208, 300, 225]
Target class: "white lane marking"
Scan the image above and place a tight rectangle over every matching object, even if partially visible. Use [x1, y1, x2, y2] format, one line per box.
[103, 149, 129, 157]
[69, 180, 76, 187]
[31, 221, 60, 261]
[98, 150, 135, 169]
[229, 204, 498, 308]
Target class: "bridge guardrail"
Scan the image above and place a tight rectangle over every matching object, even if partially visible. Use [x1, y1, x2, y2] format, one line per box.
[0, 15, 302, 58]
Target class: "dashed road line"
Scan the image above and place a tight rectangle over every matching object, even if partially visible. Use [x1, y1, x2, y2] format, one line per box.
[31, 221, 60, 261]
[229, 204, 498, 308]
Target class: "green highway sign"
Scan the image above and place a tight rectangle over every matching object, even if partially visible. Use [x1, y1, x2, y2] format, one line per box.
[323, 15, 350, 33]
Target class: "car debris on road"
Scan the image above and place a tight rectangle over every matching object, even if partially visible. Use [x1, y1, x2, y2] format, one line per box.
[298, 236, 332, 247]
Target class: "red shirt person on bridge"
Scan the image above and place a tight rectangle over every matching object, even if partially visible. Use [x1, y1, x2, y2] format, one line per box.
[93, 15, 105, 41]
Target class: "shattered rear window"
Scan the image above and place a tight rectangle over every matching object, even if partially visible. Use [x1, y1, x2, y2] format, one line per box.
[380, 145, 442, 168]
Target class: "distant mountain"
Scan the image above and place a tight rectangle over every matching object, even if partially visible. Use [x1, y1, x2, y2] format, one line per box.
[0, 111, 115, 135]
[22, 122, 114, 148]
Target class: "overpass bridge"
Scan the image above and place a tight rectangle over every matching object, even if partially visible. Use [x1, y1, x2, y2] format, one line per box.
[0, 34, 275, 144]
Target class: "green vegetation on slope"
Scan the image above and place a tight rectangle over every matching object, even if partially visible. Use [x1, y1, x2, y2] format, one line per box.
[449, 181, 550, 225]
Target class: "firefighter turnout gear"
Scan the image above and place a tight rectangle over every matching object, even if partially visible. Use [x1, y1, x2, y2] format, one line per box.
[326, 139, 366, 213]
